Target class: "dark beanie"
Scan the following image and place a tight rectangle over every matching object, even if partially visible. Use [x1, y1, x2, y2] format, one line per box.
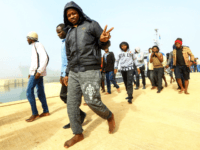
[176, 38, 182, 42]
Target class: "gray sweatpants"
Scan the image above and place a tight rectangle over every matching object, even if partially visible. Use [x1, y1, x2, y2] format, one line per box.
[67, 70, 112, 134]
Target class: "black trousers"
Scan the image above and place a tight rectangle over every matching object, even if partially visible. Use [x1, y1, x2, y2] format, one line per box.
[121, 70, 133, 98]
[153, 68, 164, 91]
[132, 70, 136, 84]
[60, 85, 68, 103]
[60, 84, 85, 120]
[147, 69, 154, 84]
[174, 66, 185, 88]
[194, 65, 197, 72]
[135, 65, 146, 87]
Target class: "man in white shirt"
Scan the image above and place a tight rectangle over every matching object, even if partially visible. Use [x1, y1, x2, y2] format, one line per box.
[26, 31, 50, 122]
[134, 47, 146, 90]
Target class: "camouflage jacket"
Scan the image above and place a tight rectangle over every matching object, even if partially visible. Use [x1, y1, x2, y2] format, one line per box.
[173, 46, 194, 66]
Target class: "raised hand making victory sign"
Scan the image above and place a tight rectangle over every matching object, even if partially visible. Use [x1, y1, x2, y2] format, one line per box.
[100, 25, 114, 43]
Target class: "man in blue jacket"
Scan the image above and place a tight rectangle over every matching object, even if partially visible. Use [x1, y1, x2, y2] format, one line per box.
[63, 1, 115, 148]
[56, 23, 86, 129]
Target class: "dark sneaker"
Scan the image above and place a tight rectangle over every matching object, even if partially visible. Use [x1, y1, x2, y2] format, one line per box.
[63, 123, 70, 129]
[128, 99, 132, 104]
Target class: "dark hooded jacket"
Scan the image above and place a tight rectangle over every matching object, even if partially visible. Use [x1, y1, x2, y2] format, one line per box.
[102, 51, 115, 72]
[64, 1, 110, 76]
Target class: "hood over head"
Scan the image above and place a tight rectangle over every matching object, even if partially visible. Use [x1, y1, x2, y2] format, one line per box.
[173, 44, 176, 50]
[119, 42, 129, 51]
[135, 47, 140, 53]
[63, 1, 92, 29]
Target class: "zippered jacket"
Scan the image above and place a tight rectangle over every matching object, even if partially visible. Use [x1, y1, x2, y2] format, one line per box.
[115, 50, 135, 71]
[29, 42, 49, 76]
[64, 1, 110, 76]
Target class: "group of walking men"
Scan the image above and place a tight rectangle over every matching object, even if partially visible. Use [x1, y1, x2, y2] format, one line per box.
[24, 1, 195, 149]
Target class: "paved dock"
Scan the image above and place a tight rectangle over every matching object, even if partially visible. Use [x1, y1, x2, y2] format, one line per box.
[0, 73, 200, 150]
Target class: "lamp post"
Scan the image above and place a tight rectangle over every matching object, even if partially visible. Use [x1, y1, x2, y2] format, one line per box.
[154, 29, 159, 46]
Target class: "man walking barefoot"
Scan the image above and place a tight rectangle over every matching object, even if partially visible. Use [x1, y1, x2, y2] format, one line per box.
[63, 1, 115, 148]
[173, 38, 194, 94]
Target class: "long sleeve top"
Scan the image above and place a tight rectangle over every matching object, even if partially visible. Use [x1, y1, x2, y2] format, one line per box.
[167, 51, 173, 66]
[147, 53, 154, 70]
[134, 51, 145, 68]
[102, 52, 115, 72]
[115, 50, 135, 71]
[60, 39, 68, 77]
[29, 42, 49, 76]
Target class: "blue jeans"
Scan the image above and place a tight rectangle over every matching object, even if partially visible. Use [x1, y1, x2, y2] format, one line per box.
[26, 75, 49, 115]
[197, 65, 200, 72]
[106, 71, 119, 94]
[190, 65, 194, 72]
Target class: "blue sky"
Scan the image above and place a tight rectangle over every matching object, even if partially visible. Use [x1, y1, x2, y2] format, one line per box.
[0, 0, 199, 78]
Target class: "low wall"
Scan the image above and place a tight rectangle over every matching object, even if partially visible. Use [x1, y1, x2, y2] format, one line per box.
[0, 78, 48, 87]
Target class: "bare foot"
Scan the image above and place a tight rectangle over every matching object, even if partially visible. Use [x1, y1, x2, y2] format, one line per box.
[105, 92, 110, 95]
[170, 80, 172, 84]
[165, 83, 168, 87]
[151, 86, 157, 90]
[83, 103, 88, 106]
[185, 91, 190, 95]
[39, 112, 50, 117]
[101, 89, 105, 93]
[117, 88, 121, 93]
[107, 114, 115, 134]
[179, 88, 185, 94]
[64, 134, 84, 148]
[26, 114, 39, 122]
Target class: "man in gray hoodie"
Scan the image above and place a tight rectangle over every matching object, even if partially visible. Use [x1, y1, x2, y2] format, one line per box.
[63, 1, 115, 148]
[115, 42, 135, 104]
